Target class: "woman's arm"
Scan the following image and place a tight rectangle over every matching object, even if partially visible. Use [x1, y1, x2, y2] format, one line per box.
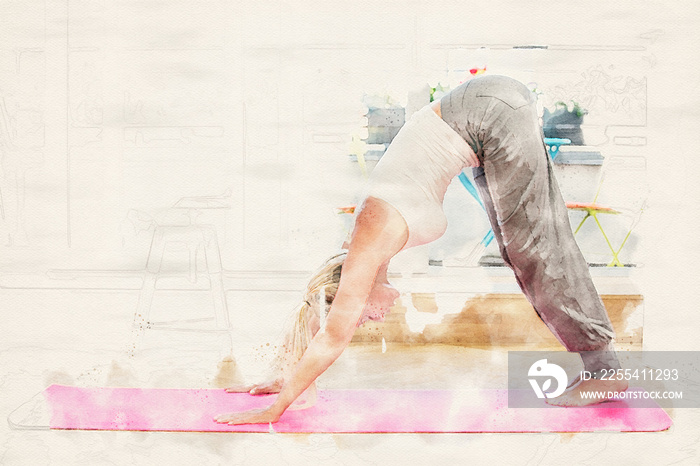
[215, 196, 408, 425]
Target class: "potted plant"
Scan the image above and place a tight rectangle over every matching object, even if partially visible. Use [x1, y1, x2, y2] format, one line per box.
[430, 83, 450, 102]
[542, 101, 588, 145]
[362, 93, 405, 146]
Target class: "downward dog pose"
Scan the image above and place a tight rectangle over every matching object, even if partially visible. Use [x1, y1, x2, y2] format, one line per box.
[215, 75, 627, 425]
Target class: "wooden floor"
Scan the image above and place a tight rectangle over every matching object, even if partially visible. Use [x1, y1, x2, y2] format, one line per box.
[353, 293, 643, 350]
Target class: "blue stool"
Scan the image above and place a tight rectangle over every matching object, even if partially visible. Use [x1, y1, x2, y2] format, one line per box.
[544, 137, 571, 161]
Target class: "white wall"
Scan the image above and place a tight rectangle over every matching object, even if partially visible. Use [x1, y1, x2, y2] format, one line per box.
[0, 0, 696, 282]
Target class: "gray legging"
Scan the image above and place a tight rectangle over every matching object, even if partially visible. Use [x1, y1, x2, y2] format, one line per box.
[440, 75, 618, 371]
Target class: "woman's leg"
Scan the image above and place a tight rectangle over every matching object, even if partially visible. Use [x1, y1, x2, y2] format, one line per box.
[443, 75, 625, 404]
[473, 115, 618, 364]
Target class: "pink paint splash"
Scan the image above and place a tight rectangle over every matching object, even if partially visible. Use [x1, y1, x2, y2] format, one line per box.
[44, 385, 672, 433]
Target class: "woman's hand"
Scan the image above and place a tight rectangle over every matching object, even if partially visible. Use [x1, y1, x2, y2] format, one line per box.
[214, 406, 281, 425]
[225, 378, 283, 395]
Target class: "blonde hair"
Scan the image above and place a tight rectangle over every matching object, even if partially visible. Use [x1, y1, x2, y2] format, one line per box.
[273, 251, 347, 373]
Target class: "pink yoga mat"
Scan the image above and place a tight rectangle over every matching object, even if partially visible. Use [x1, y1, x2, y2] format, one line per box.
[44, 385, 672, 433]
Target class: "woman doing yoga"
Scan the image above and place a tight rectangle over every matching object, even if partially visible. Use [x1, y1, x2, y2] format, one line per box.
[215, 75, 628, 425]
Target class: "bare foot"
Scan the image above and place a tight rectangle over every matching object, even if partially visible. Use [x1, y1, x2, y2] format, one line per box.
[547, 377, 629, 406]
[225, 377, 283, 395]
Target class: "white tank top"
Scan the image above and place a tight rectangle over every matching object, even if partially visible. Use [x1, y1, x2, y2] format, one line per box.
[365, 105, 479, 249]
